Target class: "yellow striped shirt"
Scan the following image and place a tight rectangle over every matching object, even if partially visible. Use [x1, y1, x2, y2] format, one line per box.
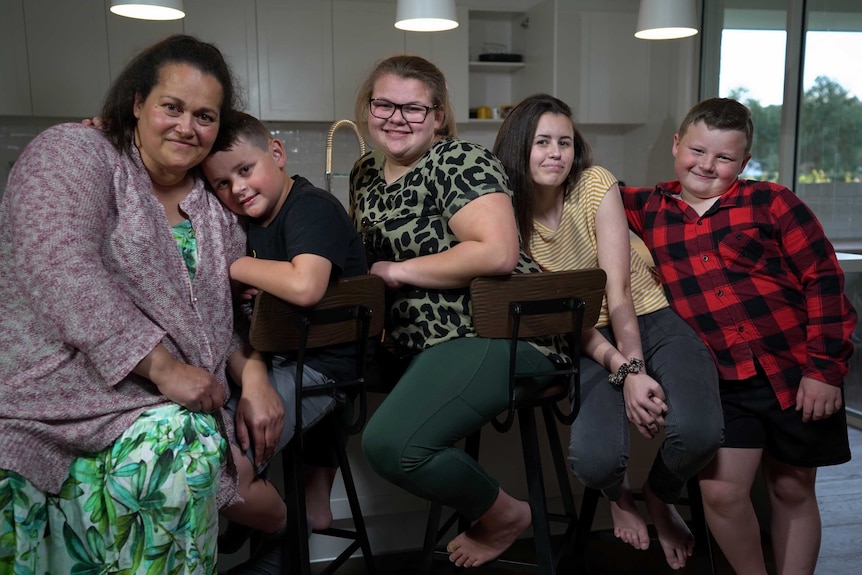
[528, 166, 667, 328]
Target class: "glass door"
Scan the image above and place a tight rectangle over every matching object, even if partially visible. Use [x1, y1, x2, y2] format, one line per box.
[703, 0, 862, 423]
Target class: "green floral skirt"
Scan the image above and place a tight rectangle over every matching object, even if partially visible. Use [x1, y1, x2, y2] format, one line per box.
[0, 404, 226, 575]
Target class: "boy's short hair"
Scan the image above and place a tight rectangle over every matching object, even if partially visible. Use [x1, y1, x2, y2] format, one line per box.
[678, 97, 754, 155]
[211, 110, 272, 155]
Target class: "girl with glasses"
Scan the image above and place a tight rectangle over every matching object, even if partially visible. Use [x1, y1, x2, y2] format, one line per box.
[349, 55, 556, 568]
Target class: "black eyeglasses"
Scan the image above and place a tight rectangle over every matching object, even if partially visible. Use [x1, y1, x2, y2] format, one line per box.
[369, 99, 437, 123]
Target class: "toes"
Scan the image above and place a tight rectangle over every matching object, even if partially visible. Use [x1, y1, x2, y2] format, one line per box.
[448, 548, 465, 565]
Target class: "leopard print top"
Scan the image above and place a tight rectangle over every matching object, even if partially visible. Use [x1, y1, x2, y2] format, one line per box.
[350, 138, 542, 355]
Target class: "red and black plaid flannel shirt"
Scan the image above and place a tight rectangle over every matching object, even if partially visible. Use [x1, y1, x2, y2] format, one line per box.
[623, 179, 857, 409]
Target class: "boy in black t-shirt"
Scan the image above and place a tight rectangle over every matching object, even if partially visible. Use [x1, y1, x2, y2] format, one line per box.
[203, 110, 368, 574]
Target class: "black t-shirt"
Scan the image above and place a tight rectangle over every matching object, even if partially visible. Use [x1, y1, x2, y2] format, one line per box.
[248, 175, 367, 380]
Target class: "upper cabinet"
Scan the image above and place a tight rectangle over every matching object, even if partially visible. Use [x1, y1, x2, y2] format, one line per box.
[106, 13, 181, 84]
[523, 0, 650, 125]
[183, 0, 259, 118]
[332, 1, 405, 122]
[557, 10, 650, 125]
[406, 6, 470, 124]
[0, 0, 30, 116]
[0, 0, 649, 125]
[0, 0, 258, 119]
[24, 0, 111, 118]
[257, 0, 334, 121]
[331, 2, 468, 124]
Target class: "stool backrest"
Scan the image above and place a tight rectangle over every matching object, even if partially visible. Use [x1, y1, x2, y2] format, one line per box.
[469, 269, 607, 431]
[249, 274, 386, 352]
[470, 269, 606, 339]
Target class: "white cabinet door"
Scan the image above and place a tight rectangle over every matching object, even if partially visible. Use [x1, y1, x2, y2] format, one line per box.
[183, 0, 259, 117]
[333, 1, 405, 121]
[517, 0, 556, 104]
[405, 6, 470, 124]
[0, 0, 31, 115]
[106, 13, 181, 83]
[557, 10, 650, 125]
[24, 0, 110, 118]
[257, 0, 334, 121]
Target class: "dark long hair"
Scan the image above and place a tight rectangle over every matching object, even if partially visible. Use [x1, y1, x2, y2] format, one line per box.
[100, 34, 240, 155]
[493, 94, 592, 255]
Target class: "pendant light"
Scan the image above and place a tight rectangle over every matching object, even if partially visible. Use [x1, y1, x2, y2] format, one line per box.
[395, 0, 458, 32]
[109, 0, 185, 21]
[634, 0, 698, 40]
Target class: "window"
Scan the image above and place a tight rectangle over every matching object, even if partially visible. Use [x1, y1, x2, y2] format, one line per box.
[703, 0, 862, 422]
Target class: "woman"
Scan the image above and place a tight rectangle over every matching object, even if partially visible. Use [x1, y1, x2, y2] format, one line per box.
[493, 94, 724, 571]
[350, 55, 553, 569]
[0, 35, 275, 574]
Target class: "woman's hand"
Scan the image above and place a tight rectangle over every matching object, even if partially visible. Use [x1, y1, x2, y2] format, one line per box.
[134, 344, 225, 412]
[622, 372, 667, 439]
[156, 363, 226, 412]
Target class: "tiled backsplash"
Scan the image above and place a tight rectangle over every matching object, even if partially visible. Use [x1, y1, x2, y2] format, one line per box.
[0, 117, 501, 210]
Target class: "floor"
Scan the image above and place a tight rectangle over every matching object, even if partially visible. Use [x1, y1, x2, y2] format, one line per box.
[310, 426, 862, 575]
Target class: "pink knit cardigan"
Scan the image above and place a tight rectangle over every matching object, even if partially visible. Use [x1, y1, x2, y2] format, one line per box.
[0, 124, 246, 507]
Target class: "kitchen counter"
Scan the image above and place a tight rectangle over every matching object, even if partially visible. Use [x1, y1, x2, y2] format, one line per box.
[838, 252, 862, 274]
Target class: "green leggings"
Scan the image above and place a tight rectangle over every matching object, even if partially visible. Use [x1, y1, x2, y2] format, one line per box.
[361, 336, 553, 520]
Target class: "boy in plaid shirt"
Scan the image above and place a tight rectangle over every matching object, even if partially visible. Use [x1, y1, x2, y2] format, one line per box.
[622, 97, 855, 574]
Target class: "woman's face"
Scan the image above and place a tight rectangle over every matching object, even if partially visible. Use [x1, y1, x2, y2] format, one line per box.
[133, 62, 223, 183]
[367, 73, 443, 168]
[529, 112, 575, 195]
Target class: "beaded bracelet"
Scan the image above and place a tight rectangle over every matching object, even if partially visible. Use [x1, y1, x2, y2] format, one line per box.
[608, 358, 645, 387]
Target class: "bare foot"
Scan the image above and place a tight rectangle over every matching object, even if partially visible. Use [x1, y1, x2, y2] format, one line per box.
[609, 487, 651, 551]
[304, 465, 337, 531]
[643, 481, 694, 570]
[446, 489, 532, 568]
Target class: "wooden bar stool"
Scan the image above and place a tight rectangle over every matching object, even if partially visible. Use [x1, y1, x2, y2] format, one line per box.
[420, 268, 607, 575]
[249, 274, 385, 575]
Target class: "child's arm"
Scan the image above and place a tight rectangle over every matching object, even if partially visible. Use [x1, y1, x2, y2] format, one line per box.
[775, 191, 857, 414]
[231, 253, 333, 308]
[619, 184, 649, 236]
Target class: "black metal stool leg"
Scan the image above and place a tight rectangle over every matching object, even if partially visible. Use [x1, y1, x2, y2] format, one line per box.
[569, 487, 601, 573]
[540, 406, 588, 573]
[334, 432, 378, 575]
[686, 477, 717, 575]
[420, 502, 444, 575]
[518, 406, 556, 575]
[541, 405, 577, 520]
[283, 444, 311, 575]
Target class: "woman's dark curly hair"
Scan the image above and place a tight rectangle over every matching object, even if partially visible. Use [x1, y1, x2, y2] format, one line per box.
[100, 34, 241, 155]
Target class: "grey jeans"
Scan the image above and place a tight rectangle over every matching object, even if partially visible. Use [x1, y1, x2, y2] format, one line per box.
[568, 307, 724, 503]
[225, 354, 344, 475]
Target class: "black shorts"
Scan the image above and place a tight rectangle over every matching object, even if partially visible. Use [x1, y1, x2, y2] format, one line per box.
[720, 372, 851, 468]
